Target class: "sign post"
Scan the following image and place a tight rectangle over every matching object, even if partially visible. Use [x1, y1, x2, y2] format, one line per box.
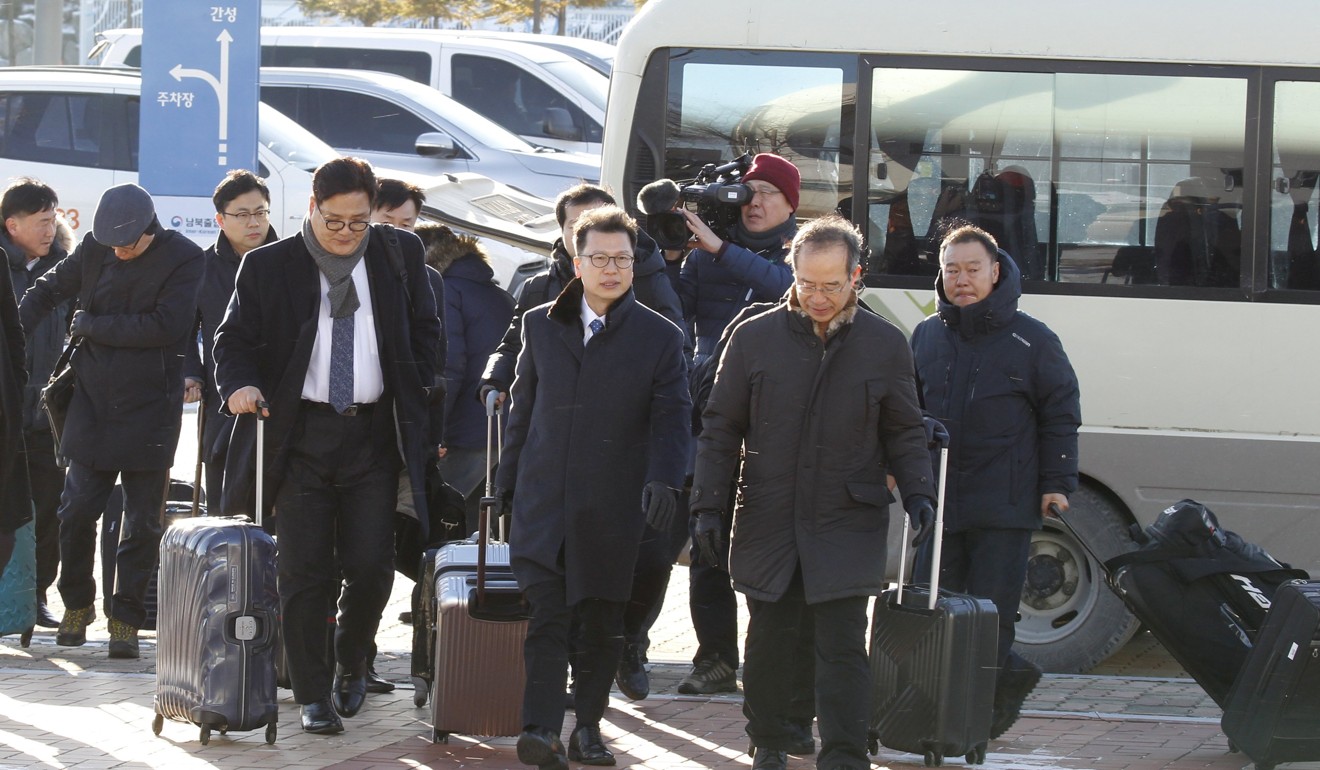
[139, 0, 260, 245]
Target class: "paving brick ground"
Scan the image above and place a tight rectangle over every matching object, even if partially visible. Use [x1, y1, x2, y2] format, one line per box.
[1, 410, 1306, 769]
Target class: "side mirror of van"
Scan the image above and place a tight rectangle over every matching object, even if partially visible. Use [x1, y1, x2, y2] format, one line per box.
[416, 132, 464, 160]
[541, 108, 583, 142]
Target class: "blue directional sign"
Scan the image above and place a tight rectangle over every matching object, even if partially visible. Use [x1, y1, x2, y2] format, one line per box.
[139, 0, 260, 196]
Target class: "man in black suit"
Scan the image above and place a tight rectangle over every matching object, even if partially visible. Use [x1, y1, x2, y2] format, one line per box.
[214, 157, 442, 735]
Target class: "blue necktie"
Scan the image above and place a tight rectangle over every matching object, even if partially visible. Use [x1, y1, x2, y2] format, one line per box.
[329, 314, 354, 413]
[589, 318, 604, 340]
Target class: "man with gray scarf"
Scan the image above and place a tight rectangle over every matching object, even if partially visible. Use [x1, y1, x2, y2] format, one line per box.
[215, 157, 443, 736]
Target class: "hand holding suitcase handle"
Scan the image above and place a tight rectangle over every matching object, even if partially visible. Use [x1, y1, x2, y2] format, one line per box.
[897, 446, 949, 611]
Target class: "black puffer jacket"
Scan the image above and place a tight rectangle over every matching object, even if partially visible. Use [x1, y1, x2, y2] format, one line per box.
[910, 250, 1081, 532]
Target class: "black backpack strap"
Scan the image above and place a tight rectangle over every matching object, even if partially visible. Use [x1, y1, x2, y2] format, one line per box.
[374, 223, 411, 305]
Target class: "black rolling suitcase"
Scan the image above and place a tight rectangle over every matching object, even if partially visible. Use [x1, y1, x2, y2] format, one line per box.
[870, 447, 998, 767]
[1084, 499, 1306, 707]
[1221, 580, 1320, 770]
[152, 406, 280, 745]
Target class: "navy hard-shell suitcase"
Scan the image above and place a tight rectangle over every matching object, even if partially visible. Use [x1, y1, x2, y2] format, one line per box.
[152, 409, 279, 745]
[0, 519, 36, 647]
[869, 448, 998, 767]
[1221, 580, 1320, 770]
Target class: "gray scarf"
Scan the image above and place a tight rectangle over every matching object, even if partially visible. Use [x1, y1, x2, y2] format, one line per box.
[302, 216, 370, 318]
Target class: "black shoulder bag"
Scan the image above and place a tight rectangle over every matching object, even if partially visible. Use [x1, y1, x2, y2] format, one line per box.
[40, 244, 106, 467]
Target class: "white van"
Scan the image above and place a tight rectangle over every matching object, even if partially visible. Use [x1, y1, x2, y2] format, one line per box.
[0, 66, 556, 288]
[91, 27, 607, 155]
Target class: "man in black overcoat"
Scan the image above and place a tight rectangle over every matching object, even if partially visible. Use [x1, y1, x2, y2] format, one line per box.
[213, 157, 442, 736]
[691, 215, 937, 770]
[496, 206, 690, 770]
[19, 183, 203, 659]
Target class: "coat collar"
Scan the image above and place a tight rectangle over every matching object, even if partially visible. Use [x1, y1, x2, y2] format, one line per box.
[935, 247, 1022, 340]
[547, 276, 639, 329]
[787, 287, 860, 340]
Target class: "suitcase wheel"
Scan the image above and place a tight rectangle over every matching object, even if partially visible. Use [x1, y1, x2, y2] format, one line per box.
[20, 627, 32, 648]
[265, 722, 277, 745]
[151, 714, 163, 736]
[413, 681, 429, 708]
[433, 730, 449, 744]
[924, 749, 943, 767]
[1227, 740, 1238, 754]
[1255, 764, 1275, 770]
[199, 726, 211, 745]
[965, 743, 987, 765]
[866, 731, 878, 756]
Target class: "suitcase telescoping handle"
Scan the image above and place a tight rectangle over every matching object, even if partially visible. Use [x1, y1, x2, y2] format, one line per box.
[476, 390, 503, 609]
[255, 401, 268, 529]
[896, 446, 949, 611]
[192, 401, 207, 515]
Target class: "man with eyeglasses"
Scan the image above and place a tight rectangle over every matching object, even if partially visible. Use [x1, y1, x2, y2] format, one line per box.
[910, 224, 1080, 740]
[19, 183, 203, 659]
[183, 170, 279, 506]
[214, 157, 443, 735]
[496, 206, 689, 770]
[690, 215, 936, 770]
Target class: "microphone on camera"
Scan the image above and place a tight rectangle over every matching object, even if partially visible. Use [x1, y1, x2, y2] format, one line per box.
[637, 178, 681, 215]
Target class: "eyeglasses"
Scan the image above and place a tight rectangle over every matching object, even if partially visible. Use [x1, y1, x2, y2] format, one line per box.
[795, 281, 850, 296]
[316, 205, 370, 232]
[746, 184, 784, 199]
[221, 208, 270, 223]
[580, 253, 635, 269]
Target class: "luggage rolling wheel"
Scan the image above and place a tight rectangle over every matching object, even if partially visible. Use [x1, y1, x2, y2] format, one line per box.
[965, 743, 987, 764]
[199, 725, 211, 745]
[1255, 764, 1275, 770]
[219, 727, 228, 736]
[866, 731, 878, 756]
[923, 748, 944, 767]
[20, 627, 32, 647]
[433, 729, 449, 744]
[412, 679, 429, 708]
[265, 722, 277, 744]
[1227, 740, 1238, 753]
[151, 714, 163, 736]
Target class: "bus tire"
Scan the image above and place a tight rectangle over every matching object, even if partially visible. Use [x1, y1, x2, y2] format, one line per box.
[1014, 485, 1140, 673]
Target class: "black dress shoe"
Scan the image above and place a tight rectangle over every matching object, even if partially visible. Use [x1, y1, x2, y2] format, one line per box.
[34, 599, 59, 628]
[365, 665, 395, 694]
[568, 723, 615, 766]
[301, 698, 344, 735]
[615, 643, 649, 701]
[750, 748, 788, 770]
[516, 725, 569, 770]
[331, 664, 368, 717]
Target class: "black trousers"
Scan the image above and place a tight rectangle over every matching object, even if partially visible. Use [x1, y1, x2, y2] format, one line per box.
[622, 496, 690, 647]
[523, 579, 625, 734]
[744, 567, 871, 769]
[57, 462, 168, 627]
[25, 427, 64, 594]
[688, 508, 739, 668]
[275, 405, 397, 704]
[916, 527, 1032, 669]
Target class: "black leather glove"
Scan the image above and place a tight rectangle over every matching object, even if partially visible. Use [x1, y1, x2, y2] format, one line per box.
[904, 495, 936, 547]
[478, 381, 505, 407]
[642, 481, 677, 532]
[491, 486, 513, 518]
[922, 414, 950, 449]
[692, 509, 724, 567]
[69, 309, 91, 338]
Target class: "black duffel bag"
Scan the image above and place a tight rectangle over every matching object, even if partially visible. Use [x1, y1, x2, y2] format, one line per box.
[39, 339, 79, 467]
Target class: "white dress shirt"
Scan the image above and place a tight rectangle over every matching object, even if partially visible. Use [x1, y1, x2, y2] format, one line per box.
[301, 259, 385, 404]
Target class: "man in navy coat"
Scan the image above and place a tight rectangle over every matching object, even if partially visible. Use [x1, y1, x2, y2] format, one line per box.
[214, 157, 442, 735]
[496, 206, 690, 770]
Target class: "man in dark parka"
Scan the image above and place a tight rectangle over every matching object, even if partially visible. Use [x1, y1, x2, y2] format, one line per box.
[691, 215, 937, 770]
[182, 170, 278, 504]
[214, 158, 442, 735]
[19, 183, 203, 658]
[3, 178, 69, 625]
[0, 259, 30, 579]
[910, 224, 1080, 739]
[497, 206, 689, 770]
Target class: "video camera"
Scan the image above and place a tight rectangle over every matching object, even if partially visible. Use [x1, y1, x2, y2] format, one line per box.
[637, 154, 754, 250]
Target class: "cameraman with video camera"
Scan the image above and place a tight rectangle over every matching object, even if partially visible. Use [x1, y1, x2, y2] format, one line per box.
[678, 153, 799, 365]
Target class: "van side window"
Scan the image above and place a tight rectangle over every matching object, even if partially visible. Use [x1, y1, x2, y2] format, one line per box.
[301, 87, 435, 156]
[452, 54, 597, 144]
[0, 93, 123, 169]
[262, 46, 432, 86]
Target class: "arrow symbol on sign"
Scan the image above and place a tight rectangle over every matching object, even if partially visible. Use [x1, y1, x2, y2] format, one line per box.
[170, 29, 233, 163]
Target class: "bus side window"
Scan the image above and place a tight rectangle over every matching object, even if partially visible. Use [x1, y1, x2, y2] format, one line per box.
[1153, 177, 1242, 288]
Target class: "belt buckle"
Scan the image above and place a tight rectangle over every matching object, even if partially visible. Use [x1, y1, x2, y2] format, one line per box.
[342, 404, 358, 417]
